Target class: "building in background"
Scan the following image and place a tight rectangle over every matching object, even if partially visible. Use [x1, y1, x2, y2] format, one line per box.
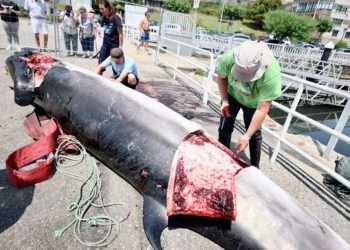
[293, 0, 334, 17]
[293, 0, 350, 43]
[328, 0, 350, 42]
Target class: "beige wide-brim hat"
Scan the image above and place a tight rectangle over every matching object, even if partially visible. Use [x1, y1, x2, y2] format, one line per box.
[232, 41, 274, 82]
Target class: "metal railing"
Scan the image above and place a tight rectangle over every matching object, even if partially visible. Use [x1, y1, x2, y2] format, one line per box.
[10, 19, 103, 56]
[151, 36, 350, 190]
[155, 36, 215, 105]
[162, 10, 194, 34]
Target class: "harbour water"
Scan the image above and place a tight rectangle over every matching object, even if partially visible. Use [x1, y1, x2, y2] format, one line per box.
[269, 105, 350, 157]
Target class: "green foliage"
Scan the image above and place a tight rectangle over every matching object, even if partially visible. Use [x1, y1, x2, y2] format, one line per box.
[19, 7, 29, 17]
[164, 0, 191, 13]
[223, 4, 246, 21]
[116, 0, 143, 4]
[246, 0, 282, 28]
[196, 15, 266, 36]
[316, 18, 333, 34]
[198, 2, 220, 17]
[111, 2, 125, 12]
[264, 10, 316, 42]
[335, 40, 348, 49]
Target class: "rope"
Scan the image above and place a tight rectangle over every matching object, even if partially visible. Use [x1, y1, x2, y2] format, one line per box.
[54, 135, 130, 247]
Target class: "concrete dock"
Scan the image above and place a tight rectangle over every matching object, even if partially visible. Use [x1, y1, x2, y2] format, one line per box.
[0, 19, 349, 249]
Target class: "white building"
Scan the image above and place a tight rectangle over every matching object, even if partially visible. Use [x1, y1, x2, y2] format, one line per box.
[293, 0, 350, 43]
[328, 0, 350, 41]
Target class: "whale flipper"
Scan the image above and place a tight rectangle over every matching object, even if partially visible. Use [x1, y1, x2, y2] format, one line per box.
[143, 195, 168, 250]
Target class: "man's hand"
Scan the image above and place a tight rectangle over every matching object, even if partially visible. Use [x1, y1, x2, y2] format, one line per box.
[220, 100, 231, 118]
[95, 65, 105, 75]
[235, 134, 250, 153]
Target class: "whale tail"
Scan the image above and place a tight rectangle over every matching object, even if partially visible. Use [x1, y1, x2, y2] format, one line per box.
[143, 196, 168, 250]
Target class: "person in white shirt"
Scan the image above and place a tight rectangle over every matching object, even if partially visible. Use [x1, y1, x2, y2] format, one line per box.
[24, 0, 48, 51]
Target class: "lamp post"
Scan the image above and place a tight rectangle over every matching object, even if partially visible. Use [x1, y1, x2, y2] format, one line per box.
[218, 0, 225, 32]
[193, 0, 200, 35]
[313, 0, 321, 19]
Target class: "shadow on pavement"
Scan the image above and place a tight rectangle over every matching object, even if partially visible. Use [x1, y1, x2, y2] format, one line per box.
[137, 80, 220, 124]
[0, 169, 34, 233]
[138, 80, 251, 164]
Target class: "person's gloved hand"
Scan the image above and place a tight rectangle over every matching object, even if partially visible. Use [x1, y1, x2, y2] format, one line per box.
[220, 100, 231, 118]
[235, 134, 250, 153]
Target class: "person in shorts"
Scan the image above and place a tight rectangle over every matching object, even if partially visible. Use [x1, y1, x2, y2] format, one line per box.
[24, 0, 48, 51]
[96, 48, 139, 89]
[137, 11, 150, 53]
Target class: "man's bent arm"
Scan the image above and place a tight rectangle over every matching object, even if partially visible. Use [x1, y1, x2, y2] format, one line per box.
[96, 65, 106, 75]
[115, 70, 129, 82]
[118, 26, 123, 47]
[217, 74, 229, 102]
[138, 19, 144, 32]
[244, 101, 271, 138]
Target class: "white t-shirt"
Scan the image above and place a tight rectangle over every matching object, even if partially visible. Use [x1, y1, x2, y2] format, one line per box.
[24, 0, 47, 19]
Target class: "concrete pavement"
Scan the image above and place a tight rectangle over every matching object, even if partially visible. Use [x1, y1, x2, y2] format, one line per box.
[0, 18, 349, 249]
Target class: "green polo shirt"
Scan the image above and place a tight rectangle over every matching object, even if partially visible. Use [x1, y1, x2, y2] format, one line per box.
[217, 49, 282, 108]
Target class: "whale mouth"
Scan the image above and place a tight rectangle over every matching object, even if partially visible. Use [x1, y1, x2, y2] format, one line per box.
[6, 51, 57, 106]
[22, 53, 56, 87]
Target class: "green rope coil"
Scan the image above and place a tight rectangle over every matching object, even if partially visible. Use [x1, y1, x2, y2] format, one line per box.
[54, 135, 130, 247]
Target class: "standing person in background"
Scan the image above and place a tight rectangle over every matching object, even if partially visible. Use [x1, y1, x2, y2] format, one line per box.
[136, 11, 150, 54]
[0, 0, 20, 51]
[24, 0, 48, 51]
[59, 5, 79, 56]
[87, 8, 102, 56]
[78, 6, 95, 58]
[216, 41, 281, 168]
[98, 0, 123, 63]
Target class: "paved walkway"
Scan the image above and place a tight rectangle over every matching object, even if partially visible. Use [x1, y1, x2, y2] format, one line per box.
[0, 19, 349, 249]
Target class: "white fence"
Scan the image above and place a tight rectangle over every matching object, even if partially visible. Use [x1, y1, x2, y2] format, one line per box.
[162, 10, 195, 35]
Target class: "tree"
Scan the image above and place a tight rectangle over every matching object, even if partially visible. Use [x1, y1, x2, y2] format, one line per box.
[316, 18, 333, 39]
[264, 10, 316, 42]
[246, 0, 282, 28]
[164, 0, 191, 13]
[223, 5, 246, 21]
[335, 40, 348, 49]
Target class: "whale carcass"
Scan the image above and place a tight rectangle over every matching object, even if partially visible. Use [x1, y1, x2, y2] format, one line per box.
[5, 51, 349, 250]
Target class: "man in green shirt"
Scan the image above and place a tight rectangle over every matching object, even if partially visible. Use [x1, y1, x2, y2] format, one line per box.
[217, 41, 281, 167]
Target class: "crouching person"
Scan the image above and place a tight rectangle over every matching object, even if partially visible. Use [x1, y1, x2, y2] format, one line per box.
[96, 48, 139, 89]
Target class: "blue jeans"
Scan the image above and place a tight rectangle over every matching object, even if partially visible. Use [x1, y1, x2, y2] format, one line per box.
[140, 30, 150, 42]
[98, 43, 118, 64]
[218, 94, 262, 167]
[81, 37, 94, 52]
